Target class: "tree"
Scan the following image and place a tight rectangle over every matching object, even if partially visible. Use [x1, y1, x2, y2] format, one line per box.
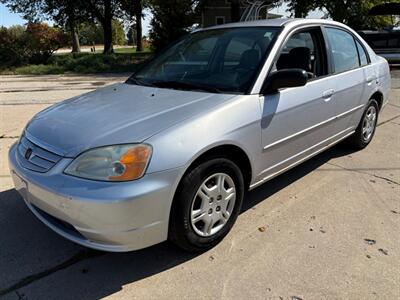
[79, 19, 125, 46]
[0, 0, 85, 52]
[52, 1, 84, 53]
[285, 0, 394, 29]
[0, 25, 29, 67]
[127, 26, 135, 45]
[0, 23, 67, 67]
[149, 0, 198, 51]
[25, 22, 67, 63]
[119, 0, 147, 52]
[79, 22, 101, 45]
[286, 0, 314, 18]
[133, 0, 144, 51]
[84, 0, 118, 54]
[112, 19, 126, 45]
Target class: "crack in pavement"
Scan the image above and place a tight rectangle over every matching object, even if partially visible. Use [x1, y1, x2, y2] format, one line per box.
[0, 250, 104, 296]
[0, 135, 20, 139]
[0, 87, 96, 93]
[327, 162, 400, 186]
[0, 102, 57, 105]
[377, 114, 400, 127]
[387, 103, 400, 109]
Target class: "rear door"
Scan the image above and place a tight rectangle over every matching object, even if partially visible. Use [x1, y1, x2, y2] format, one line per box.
[323, 26, 369, 133]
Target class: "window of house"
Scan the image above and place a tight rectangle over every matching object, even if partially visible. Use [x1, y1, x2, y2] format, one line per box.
[216, 16, 225, 25]
[325, 27, 360, 73]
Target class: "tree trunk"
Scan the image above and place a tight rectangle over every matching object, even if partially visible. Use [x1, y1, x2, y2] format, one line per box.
[133, 0, 143, 52]
[230, 0, 241, 23]
[70, 20, 81, 53]
[103, 0, 113, 54]
[66, 5, 81, 53]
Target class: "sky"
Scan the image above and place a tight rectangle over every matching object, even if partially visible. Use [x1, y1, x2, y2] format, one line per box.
[0, 3, 324, 35]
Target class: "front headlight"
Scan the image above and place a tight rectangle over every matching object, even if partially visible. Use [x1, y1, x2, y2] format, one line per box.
[64, 144, 152, 181]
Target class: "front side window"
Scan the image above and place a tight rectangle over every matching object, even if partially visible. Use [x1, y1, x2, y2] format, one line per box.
[325, 27, 359, 73]
[128, 27, 280, 94]
[275, 28, 327, 78]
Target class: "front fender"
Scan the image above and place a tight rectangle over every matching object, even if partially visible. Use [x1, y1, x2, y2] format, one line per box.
[145, 94, 263, 181]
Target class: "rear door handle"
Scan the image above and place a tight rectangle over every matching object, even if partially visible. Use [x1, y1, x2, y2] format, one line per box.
[366, 75, 377, 84]
[322, 89, 335, 101]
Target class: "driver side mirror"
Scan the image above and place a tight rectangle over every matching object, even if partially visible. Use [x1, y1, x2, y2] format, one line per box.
[261, 69, 308, 95]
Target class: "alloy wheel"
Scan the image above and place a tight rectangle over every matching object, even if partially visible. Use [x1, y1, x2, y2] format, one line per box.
[362, 106, 377, 142]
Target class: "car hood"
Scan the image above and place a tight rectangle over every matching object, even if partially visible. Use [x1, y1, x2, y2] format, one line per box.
[26, 83, 236, 157]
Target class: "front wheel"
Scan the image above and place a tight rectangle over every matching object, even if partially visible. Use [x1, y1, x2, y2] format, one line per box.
[348, 99, 379, 149]
[169, 158, 244, 252]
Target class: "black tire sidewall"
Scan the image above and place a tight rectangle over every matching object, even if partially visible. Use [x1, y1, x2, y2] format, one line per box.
[356, 99, 379, 147]
[348, 99, 379, 150]
[170, 158, 244, 251]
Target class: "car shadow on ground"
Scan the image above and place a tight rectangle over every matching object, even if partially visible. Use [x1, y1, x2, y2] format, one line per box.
[0, 142, 356, 299]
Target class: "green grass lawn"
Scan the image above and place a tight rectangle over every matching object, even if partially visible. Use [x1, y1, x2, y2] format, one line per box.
[1, 50, 152, 75]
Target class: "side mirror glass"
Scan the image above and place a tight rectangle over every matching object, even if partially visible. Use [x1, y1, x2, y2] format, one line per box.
[261, 69, 308, 95]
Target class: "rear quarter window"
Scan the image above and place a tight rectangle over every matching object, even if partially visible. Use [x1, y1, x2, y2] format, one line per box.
[355, 40, 368, 66]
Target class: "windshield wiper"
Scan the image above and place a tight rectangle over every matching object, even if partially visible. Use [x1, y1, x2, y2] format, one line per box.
[150, 80, 222, 93]
[126, 77, 155, 87]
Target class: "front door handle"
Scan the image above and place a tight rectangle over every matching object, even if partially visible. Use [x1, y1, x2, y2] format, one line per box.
[322, 89, 335, 101]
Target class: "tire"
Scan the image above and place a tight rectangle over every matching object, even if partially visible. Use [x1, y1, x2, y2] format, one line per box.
[348, 99, 379, 149]
[169, 158, 244, 252]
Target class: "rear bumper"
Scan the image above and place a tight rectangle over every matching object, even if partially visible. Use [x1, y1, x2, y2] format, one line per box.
[9, 143, 184, 252]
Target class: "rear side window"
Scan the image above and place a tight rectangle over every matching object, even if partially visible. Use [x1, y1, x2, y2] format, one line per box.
[355, 40, 368, 66]
[326, 27, 359, 73]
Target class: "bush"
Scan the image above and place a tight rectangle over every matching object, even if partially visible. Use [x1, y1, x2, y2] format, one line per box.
[25, 23, 68, 64]
[0, 25, 29, 67]
[15, 64, 66, 75]
[5, 52, 151, 75]
[0, 23, 67, 68]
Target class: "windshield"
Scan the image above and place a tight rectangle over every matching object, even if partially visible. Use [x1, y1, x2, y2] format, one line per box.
[128, 27, 280, 94]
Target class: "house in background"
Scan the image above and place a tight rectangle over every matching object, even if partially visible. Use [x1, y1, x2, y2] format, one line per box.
[196, 0, 282, 28]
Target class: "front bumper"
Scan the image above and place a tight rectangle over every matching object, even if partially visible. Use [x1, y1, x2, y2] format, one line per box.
[8, 143, 184, 252]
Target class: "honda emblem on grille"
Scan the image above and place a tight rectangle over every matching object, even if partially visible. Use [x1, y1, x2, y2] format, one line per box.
[25, 148, 33, 160]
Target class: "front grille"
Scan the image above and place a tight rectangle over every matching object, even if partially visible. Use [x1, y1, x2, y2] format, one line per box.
[17, 135, 62, 173]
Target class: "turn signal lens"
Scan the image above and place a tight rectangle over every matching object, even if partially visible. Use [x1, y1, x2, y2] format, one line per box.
[109, 145, 151, 181]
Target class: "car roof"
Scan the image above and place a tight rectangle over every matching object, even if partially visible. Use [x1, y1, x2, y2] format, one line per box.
[198, 18, 347, 31]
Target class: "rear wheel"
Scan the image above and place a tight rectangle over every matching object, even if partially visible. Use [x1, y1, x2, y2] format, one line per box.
[348, 99, 379, 149]
[169, 158, 244, 252]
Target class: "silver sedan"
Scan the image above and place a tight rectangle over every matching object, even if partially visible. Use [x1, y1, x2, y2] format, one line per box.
[9, 18, 391, 252]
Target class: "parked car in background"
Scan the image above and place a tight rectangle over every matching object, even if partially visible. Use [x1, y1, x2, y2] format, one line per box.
[359, 28, 400, 64]
[9, 19, 391, 252]
[359, 2, 400, 64]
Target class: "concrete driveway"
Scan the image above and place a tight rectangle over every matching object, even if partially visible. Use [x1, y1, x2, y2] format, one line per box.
[0, 71, 399, 299]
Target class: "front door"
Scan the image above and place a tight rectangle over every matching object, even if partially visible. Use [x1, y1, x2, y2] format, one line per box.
[257, 26, 339, 182]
